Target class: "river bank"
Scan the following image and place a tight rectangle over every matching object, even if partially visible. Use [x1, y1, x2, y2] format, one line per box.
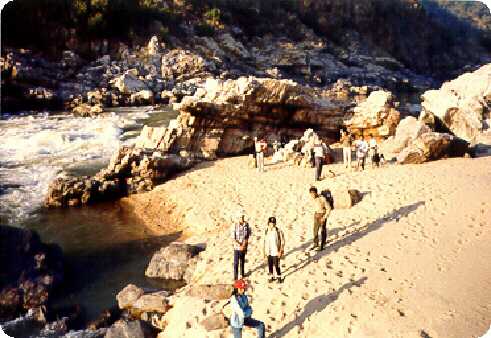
[124, 155, 491, 338]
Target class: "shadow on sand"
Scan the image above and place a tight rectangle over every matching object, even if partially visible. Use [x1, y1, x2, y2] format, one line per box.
[248, 201, 425, 277]
[268, 277, 368, 338]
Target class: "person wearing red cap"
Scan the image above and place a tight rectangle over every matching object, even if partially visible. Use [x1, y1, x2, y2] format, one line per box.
[230, 279, 265, 338]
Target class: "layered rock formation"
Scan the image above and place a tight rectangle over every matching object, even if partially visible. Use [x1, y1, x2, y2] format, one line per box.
[145, 243, 202, 281]
[420, 63, 491, 142]
[344, 90, 401, 138]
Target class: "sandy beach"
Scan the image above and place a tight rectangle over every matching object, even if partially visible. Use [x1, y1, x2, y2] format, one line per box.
[123, 155, 491, 338]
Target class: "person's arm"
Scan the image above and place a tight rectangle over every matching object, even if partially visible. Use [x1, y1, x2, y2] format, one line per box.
[230, 296, 245, 327]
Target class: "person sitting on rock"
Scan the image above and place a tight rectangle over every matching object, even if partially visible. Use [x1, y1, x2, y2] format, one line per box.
[309, 186, 331, 251]
[263, 216, 285, 284]
[230, 279, 265, 338]
[231, 210, 251, 280]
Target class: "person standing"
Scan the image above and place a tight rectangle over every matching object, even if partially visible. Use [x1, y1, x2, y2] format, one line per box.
[355, 135, 368, 171]
[231, 211, 251, 280]
[255, 137, 267, 172]
[229, 279, 265, 338]
[340, 130, 353, 169]
[263, 217, 285, 284]
[313, 141, 325, 181]
[309, 186, 331, 251]
[368, 134, 378, 168]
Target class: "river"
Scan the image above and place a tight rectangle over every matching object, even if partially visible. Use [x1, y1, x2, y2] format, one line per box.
[0, 106, 181, 321]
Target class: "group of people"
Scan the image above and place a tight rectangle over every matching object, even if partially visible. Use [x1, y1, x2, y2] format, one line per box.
[340, 130, 385, 171]
[228, 186, 332, 337]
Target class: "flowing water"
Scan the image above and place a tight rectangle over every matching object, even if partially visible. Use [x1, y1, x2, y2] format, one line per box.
[0, 106, 181, 321]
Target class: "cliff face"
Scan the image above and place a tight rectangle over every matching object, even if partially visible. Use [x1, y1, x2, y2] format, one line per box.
[2, 0, 490, 81]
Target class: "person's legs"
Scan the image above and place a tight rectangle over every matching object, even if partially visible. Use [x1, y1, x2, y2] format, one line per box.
[320, 219, 327, 249]
[314, 157, 321, 181]
[274, 256, 281, 276]
[259, 152, 265, 172]
[243, 318, 265, 338]
[267, 255, 274, 276]
[342, 148, 347, 167]
[233, 250, 240, 280]
[239, 250, 246, 278]
[231, 326, 242, 338]
[347, 148, 351, 168]
[313, 214, 321, 248]
[256, 153, 261, 171]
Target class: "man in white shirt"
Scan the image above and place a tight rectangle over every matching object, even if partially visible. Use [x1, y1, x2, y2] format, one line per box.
[355, 135, 368, 171]
[313, 142, 324, 181]
[255, 138, 267, 172]
[367, 134, 378, 167]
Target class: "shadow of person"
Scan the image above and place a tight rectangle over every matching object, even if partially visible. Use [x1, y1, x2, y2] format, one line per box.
[268, 277, 367, 338]
[281, 201, 425, 278]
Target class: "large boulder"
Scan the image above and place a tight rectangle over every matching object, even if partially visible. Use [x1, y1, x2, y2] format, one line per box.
[116, 285, 144, 310]
[396, 132, 453, 164]
[145, 243, 200, 280]
[380, 116, 431, 156]
[344, 90, 401, 137]
[421, 63, 491, 142]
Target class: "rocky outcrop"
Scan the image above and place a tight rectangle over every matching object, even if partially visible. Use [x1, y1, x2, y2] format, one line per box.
[380, 116, 454, 164]
[344, 90, 401, 138]
[421, 63, 491, 142]
[396, 132, 453, 164]
[0, 225, 64, 322]
[44, 147, 199, 208]
[115, 285, 170, 330]
[145, 243, 202, 281]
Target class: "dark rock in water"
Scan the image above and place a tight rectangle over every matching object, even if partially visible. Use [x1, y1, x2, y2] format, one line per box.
[87, 307, 121, 331]
[62, 328, 108, 338]
[104, 320, 157, 338]
[0, 225, 64, 321]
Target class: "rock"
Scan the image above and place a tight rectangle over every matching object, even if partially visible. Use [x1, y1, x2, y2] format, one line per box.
[116, 285, 144, 310]
[130, 90, 154, 105]
[186, 284, 233, 301]
[380, 117, 431, 156]
[0, 226, 63, 321]
[421, 64, 491, 142]
[63, 328, 108, 338]
[200, 313, 228, 331]
[218, 33, 250, 59]
[345, 90, 400, 137]
[27, 87, 55, 100]
[397, 132, 453, 164]
[73, 103, 103, 117]
[332, 189, 361, 209]
[110, 71, 148, 94]
[147, 36, 160, 55]
[132, 292, 170, 315]
[145, 243, 199, 280]
[104, 320, 156, 338]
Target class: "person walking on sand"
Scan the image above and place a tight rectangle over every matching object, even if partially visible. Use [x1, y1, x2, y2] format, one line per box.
[313, 141, 325, 181]
[255, 137, 267, 172]
[231, 211, 251, 280]
[355, 135, 368, 171]
[340, 130, 353, 169]
[309, 186, 331, 251]
[229, 279, 265, 338]
[263, 217, 285, 284]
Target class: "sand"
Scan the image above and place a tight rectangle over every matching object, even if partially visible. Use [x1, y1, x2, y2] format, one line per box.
[124, 156, 491, 338]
